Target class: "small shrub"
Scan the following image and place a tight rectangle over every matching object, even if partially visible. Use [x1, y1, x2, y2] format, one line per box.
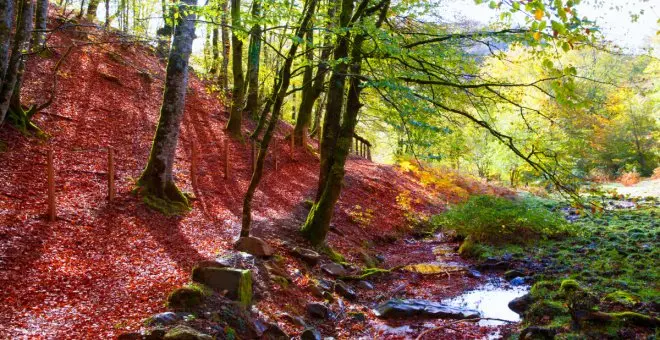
[652, 167, 660, 180]
[618, 171, 640, 186]
[435, 195, 569, 245]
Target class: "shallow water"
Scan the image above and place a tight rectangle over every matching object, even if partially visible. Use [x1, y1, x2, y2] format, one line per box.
[442, 278, 529, 326]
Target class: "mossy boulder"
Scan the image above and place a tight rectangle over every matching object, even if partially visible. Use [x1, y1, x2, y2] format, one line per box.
[191, 266, 252, 307]
[166, 284, 210, 311]
[163, 325, 212, 340]
[602, 291, 639, 307]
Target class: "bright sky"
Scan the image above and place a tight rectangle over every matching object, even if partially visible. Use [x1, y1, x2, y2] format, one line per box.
[440, 0, 659, 52]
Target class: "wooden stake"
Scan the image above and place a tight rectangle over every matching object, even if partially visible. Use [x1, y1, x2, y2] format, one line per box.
[290, 131, 295, 160]
[108, 148, 115, 201]
[190, 142, 197, 189]
[224, 138, 230, 179]
[47, 149, 55, 221]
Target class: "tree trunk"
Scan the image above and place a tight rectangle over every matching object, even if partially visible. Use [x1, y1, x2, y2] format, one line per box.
[225, 0, 245, 139]
[302, 0, 389, 245]
[78, 0, 87, 18]
[156, 0, 175, 57]
[105, 0, 110, 28]
[220, 0, 230, 92]
[0, 0, 14, 83]
[0, 0, 31, 126]
[87, 0, 101, 20]
[137, 0, 198, 214]
[294, 0, 336, 144]
[243, 0, 261, 118]
[309, 92, 325, 138]
[209, 24, 219, 76]
[315, 0, 355, 200]
[240, 0, 318, 237]
[33, 0, 48, 49]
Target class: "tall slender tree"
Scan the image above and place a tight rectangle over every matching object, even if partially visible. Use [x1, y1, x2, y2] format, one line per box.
[243, 0, 262, 118]
[0, 0, 14, 83]
[225, 0, 245, 139]
[136, 0, 198, 214]
[219, 0, 230, 92]
[87, 0, 101, 20]
[33, 0, 48, 48]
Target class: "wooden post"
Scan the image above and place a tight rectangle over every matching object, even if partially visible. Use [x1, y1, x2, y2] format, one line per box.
[190, 142, 197, 189]
[273, 138, 278, 172]
[290, 130, 295, 160]
[367, 145, 372, 161]
[224, 138, 230, 179]
[47, 149, 55, 221]
[108, 148, 116, 201]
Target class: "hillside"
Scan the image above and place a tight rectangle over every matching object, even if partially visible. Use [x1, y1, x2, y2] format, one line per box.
[0, 16, 510, 339]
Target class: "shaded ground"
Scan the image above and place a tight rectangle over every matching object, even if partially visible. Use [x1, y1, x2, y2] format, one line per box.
[0, 15, 512, 339]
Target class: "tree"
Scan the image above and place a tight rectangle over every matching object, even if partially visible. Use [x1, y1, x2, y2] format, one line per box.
[243, 0, 262, 118]
[87, 0, 101, 20]
[219, 0, 230, 92]
[0, 0, 14, 83]
[240, 0, 319, 237]
[0, 0, 32, 128]
[33, 0, 48, 48]
[136, 0, 198, 214]
[302, 0, 390, 245]
[225, 0, 245, 139]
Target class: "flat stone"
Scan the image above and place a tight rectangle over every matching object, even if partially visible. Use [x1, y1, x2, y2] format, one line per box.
[467, 269, 482, 278]
[334, 280, 357, 300]
[374, 299, 480, 319]
[306, 302, 330, 319]
[215, 251, 256, 269]
[300, 327, 322, 340]
[191, 267, 252, 307]
[234, 236, 274, 257]
[293, 247, 321, 266]
[321, 263, 347, 276]
[357, 280, 374, 290]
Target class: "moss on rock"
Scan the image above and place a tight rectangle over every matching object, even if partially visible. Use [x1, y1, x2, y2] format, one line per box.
[166, 283, 210, 311]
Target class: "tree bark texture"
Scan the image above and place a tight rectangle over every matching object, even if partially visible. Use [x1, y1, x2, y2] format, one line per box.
[137, 0, 198, 213]
[0, 0, 14, 83]
[225, 0, 245, 139]
[0, 0, 31, 126]
[33, 0, 48, 48]
[243, 0, 261, 118]
[87, 0, 100, 20]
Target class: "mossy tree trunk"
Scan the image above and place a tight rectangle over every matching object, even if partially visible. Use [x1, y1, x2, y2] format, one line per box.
[137, 0, 198, 214]
[156, 0, 175, 56]
[243, 0, 261, 118]
[240, 0, 318, 237]
[293, 0, 336, 145]
[0, 0, 31, 127]
[302, 0, 389, 245]
[225, 0, 245, 139]
[0, 0, 14, 83]
[219, 0, 230, 92]
[33, 0, 48, 48]
[86, 0, 100, 20]
[209, 23, 219, 76]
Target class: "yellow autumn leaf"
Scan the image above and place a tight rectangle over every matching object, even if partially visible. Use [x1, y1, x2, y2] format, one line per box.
[534, 9, 544, 20]
[533, 31, 542, 41]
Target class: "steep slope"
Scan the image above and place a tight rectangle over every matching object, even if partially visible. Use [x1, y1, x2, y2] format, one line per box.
[0, 15, 507, 339]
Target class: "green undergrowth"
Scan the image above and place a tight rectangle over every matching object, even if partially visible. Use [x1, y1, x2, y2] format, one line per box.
[433, 195, 571, 247]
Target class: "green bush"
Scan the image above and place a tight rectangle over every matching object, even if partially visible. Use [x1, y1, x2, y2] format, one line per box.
[435, 195, 570, 245]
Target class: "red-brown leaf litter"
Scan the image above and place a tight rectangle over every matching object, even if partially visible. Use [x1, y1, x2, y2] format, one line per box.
[0, 16, 512, 339]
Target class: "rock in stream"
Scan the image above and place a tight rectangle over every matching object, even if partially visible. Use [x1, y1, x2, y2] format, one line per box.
[374, 299, 480, 319]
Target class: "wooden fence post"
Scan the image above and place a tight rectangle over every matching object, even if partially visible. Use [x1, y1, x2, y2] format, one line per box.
[224, 138, 230, 179]
[47, 149, 56, 221]
[290, 131, 295, 160]
[367, 145, 372, 161]
[108, 148, 115, 201]
[273, 138, 278, 172]
[190, 142, 197, 189]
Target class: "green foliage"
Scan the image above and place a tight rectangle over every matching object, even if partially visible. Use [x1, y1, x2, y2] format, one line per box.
[435, 195, 570, 245]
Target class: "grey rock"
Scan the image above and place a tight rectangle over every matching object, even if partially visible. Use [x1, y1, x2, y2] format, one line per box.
[334, 280, 357, 300]
[467, 269, 482, 278]
[306, 302, 330, 319]
[261, 323, 289, 340]
[293, 247, 321, 266]
[374, 299, 480, 319]
[508, 293, 534, 314]
[504, 270, 525, 280]
[300, 327, 322, 340]
[357, 280, 374, 290]
[145, 312, 179, 326]
[321, 263, 347, 276]
[214, 251, 256, 269]
[191, 267, 252, 306]
[163, 325, 213, 340]
[234, 236, 274, 257]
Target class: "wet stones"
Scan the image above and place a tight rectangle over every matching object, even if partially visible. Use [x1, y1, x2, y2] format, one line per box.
[300, 327, 322, 340]
[334, 280, 357, 300]
[306, 302, 331, 319]
[509, 293, 534, 314]
[374, 299, 480, 319]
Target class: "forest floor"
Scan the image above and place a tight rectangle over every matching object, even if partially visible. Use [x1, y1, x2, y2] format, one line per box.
[0, 14, 513, 339]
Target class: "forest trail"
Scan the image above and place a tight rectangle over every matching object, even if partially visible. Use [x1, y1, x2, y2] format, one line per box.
[0, 15, 512, 339]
